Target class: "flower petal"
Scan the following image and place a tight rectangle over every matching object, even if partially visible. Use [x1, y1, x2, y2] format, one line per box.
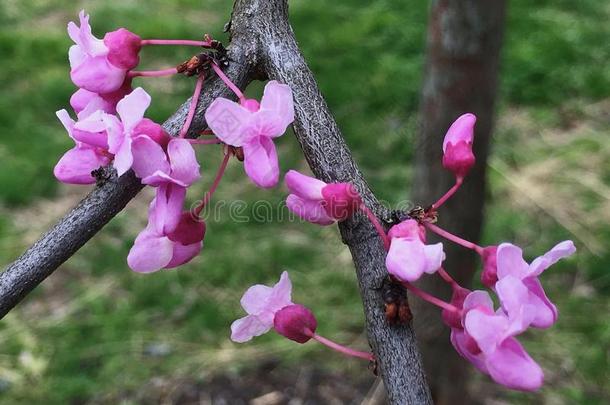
[240, 285, 274, 315]
[442, 113, 476, 152]
[131, 135, 170, 180]
[112, 135, 133, 176]
[70, 56, 126, 94]
[267, 271, 293, 313]
[528, 240, 576, 277]
[127, 229, 174, 273]
[165, 241, 202, 269]
[167, 138, 200, 186]
[286, 194, 335, 226]
[285, 170, 325, 200]
[385, 238, 426, 282]
[205, 98, 252, 146]
[523, 277, 558, 328]
[464, 309, 509, 354]
[53, 146, 110, 184]
[422, 242, 445, 274]
[117, 87, 151, 133]
[259, 80, 295, 135]
[230, 315, 272, 343]
[486, 338, 544, 391]
[243, 136, 279, 188]
[496, 243, 529, 280]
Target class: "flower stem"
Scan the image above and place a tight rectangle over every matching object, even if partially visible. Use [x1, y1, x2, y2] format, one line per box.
[140, 39, 213, 47]
[425, 223, 484, 255]
[194, 149, 232, 216]
[128, 68, 178, 78]
[304, 330, 374, 361]
[179, 73, 206, 138]
[402, 281, 461, 314]
[188, 138, 223, 145]
[359, 203, 390, 251]
[211, 62, 245, 101]
[437, 267, 457, 286]
[431, 176, 464, 210]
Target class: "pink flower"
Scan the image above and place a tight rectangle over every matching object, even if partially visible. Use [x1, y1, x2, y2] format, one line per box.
[127, 184, 205, 273]
[273, 304, 318, 344]
[70, 78, 133, 115]
[205, 81, 295, 188]
[231, 271, 293, 343]
[131, 137, 200, 187]
[284, 170, 362, 225]
[495, 241, 576, 328]
[68, 11, 141, 93]
[450, 290, 544, 391]
[53, 109, 111, 184]
[442, 113, 476, 178]
[83, 87, 169, 176]
[385, 219, 445, 282]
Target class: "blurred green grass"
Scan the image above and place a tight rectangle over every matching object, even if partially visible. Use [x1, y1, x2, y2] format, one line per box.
[0, 0, 608, 403]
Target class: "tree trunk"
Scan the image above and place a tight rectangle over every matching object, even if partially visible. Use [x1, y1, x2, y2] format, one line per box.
[412, 1, 507, 404]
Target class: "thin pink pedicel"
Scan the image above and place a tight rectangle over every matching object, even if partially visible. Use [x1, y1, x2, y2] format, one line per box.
[211, 62, 244, 101]
[128, 67, 178, 78]
[180, 73, 206, 138]
[425, 223, 484, 254]
[303, 329, 374, 361]
[359, 203, 390, 250]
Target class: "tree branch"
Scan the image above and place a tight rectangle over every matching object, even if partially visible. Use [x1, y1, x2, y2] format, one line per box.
[1, 1, 432, 403]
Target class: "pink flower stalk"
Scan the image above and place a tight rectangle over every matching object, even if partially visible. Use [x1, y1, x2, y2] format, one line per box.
[231, 271, 293, 342]
[53, 109, 111, 184]
[450, 290, 544, 391]
[83, 87, 169, 176]
[385, 219, 445, 283]
[205, 80, 295, 188]
[127, 184, 205, 272]
[493, 241, 576, 329]
[442, 113, 476, 179]
[131, 137, 200, 187]
[284, 170, 362, 225]
[68, 11, 141, 93]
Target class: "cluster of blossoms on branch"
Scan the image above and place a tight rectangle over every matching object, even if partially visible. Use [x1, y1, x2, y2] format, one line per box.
[54, 11, 576, 393]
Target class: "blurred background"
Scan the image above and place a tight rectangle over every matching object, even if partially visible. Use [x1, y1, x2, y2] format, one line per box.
[0, 0, 608, 403]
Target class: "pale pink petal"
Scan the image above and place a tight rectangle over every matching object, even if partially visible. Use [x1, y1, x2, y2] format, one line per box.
[240, 285, 274, 315]
[422, 242, 445, 274]
[131, 135, 170, 180]
[387, 219, 425, 241]
[495, 276, 535, 334]
[142, 171, 188, 187]
[230, 315, 272, 343]
[204, 98, 252, 146]
[286, 194, 334, 225]
[486, 338, 544, 391]
[450, 329, 488, 373]
[463, 290, 494, 313]
[385, 238, 426, 282]
[246, 110, 290, 139]
[167, 139, 200, 186]
[464, 309, 508, 354]
[70, 89, 99, 113]
[75, 10, 107, 56]
[70, 56, 126, 94]
[259, 80, 294, 134]
[103, 114, 125, 154]
[267, 271, 293, 313]
[54, 146, 110, 184]
[165, 241, 202, 269]
[149, 184, 186, 235]
[56, 109, 75, 137]
[528, 240, 576, 277]
[112, 136, 133, 176]
[442, 113, 476, 152]
[117, 87, 151, 133]
[285, 170, 325, 200]
[523, 278, 558, 328]
[127, 230, 173, 273]
[243, 136, 279, 188]
[496, 243, 529, 279]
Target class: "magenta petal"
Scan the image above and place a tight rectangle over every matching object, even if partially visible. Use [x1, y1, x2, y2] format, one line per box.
[286, 194, 335, 225]
[70, 56, 126, 94]
[54, 146, 110, 184]
[127, 230, 174, 273]
[230, 315, 272, 343]
[243, 136, 279, 188]
[450, 328, 488, 373]
[385, 238, 426, 282]
[133, 118, 169, 147]
[131, 135, 170, 180]
[205, 98, 252, 146]
[496, 243, 529, 279]
[167, 138, 200, 186]
[259, 80, 295, 135]
[321, 183, 362, 221]
[523, 277, 558, 328]
[273, 304, 317, 344]
[442, 113, 476, 152]
[285, 170, 325, 200]
[486, 338, 544, 391]
[117, 87, 151, 133]
[103, 28, 142, 70]
[165, 241, 202, 269]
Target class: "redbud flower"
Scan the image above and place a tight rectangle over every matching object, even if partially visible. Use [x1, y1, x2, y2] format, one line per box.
[127, 184, 204, 272]
[68, 11, 141, 93]
[494, 241, 576, 329]
[284, 170, 362, 225]
[205, 81, 295, 188]
[70, 78, 133, 115]
[231, 271, 293, 342]
[53, 109, 111, 184]
[385, 219, 445, 282]
[451, 290, 544, 391]
[442, 113, 476, 178]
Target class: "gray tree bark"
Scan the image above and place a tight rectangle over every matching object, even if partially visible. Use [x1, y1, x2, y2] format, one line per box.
[0, 0, 433, 403]
[412, 1, 507, 404]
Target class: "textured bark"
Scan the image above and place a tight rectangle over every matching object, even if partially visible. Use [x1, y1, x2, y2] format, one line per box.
[412, 1, 507, 404]
[1, 0, 433, 403]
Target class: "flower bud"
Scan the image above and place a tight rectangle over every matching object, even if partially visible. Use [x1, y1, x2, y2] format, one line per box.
[442, 113, 476, 178]
[480, 246, 498, 288]
[273, 304, 317, 344]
